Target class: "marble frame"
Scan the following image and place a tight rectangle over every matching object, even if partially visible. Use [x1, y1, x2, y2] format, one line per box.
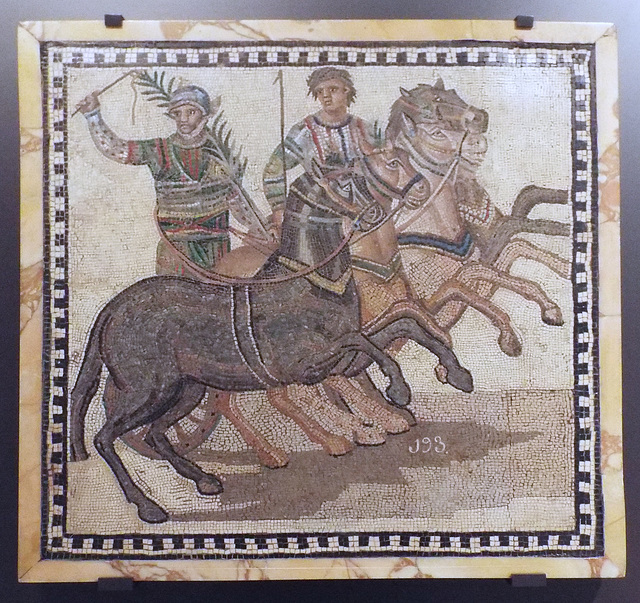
[18, 19, 624, 581]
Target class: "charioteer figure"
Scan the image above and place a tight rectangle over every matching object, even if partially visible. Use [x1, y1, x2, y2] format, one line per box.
[77, 84, 257, 274]
[263, 67, 378, 234]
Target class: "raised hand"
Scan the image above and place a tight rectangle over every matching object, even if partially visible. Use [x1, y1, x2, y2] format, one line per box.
[75, 91, 100, 114]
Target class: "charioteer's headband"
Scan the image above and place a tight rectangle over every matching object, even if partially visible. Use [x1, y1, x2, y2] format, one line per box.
[168, 85, 215, 115]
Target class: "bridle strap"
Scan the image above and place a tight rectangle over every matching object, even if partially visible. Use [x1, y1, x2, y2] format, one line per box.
[394, 130, 468, 234]
[361, 156, 404, 200]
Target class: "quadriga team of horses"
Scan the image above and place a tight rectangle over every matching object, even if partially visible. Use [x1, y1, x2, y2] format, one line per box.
[183, 80, 573, 472]
[70, 81, 571, 522]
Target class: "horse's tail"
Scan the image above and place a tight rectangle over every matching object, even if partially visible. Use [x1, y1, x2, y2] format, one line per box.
[69, 311, 108, 462]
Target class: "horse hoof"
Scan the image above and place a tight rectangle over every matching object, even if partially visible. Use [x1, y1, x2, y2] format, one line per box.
[543, 307, 564, 326]
[354, 426, 386, 446]
[69, 445, 89, 462]
[197, 476, 224, 495]
[434, 364, 448, 384]
[446, 366, 474, 393]
[499, 332, 523, 357]
[383, 415, 411, 434]
[137, 501, 169, 523]
[386, 381, 411, 407]
[257, 449, 289, 469]
[322, 435, 354, 456]
[373, 411, 411, 434]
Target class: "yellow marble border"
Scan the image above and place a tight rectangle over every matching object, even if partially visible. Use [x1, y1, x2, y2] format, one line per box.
[594, 26, 625, 578]
[18, 19, 623, 582]
[18, 23, 45, 582]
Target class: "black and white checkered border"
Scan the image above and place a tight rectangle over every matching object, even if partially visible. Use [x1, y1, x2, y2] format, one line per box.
[44, 533, 595, 558]
[40, 41, 601, 559]
[47, 41, 590, 69]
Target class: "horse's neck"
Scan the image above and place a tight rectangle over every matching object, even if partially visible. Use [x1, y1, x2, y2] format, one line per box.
[352, 220, 398, 265]
[455, 165, 495, 208]
[400, 173, 466, 240]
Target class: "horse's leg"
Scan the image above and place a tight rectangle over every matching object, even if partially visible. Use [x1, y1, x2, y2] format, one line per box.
[266, 386, 354, 456]
[70, 375, 101, 462]
[324, 375, 411, 434]
[318, 382, 388, 444]
[458, 263, 564, 326]
[511, 185, 569, 218]
[508, 217, 571, 238]
[214, 391, 289, 469]
[360, 298, 476, 387]
[295, 332, 412, 407]
[363, 317, 474, 394]
[143, 381, 223, 496]
[361, 300, 474, 386]
[479, 218, 570, 263]
[93, 384, 177, 523]
[428, 281, 522, 356]
[101, 376, 161, 460]
[496, 238, 572, 280]
[352, 372, 417, 427]
[362, 299, 452, 347]
[69, 326, 105, 462]
[293, 383, 387, 446]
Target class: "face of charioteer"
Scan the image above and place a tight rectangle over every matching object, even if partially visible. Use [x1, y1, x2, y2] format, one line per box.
[168, 103, 206, 136]
[314, 78, 351, 122]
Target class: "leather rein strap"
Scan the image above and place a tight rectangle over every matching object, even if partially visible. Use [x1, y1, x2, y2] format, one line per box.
[154, 204, 358, 286]
[154, 153, 441, 287]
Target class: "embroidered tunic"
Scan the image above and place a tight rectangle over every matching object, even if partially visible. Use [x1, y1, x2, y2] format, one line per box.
[85, 109, 243, 273]
[262, 114, 376, 212]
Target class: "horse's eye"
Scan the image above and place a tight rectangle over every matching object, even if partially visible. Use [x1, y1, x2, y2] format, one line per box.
[428, 129, 446, 140]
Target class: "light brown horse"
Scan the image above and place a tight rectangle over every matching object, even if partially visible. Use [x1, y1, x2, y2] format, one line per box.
[386, 80, 571, 355]
[200, 142, 463, 467]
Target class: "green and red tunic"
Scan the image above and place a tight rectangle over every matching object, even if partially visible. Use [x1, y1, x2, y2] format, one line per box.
[86, 109, 239, 274]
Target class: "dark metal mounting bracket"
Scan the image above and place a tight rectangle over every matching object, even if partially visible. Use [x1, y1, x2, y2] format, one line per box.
[510, 573, 548, 587]
[97, 577, 134, 591]
[514, 15, 535, 30]
[104, 14, 125, 28]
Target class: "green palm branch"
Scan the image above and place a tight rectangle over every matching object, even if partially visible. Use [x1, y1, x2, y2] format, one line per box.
[134, 70, 177, 108]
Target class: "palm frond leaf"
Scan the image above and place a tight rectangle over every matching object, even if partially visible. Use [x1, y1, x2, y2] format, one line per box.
[203, 109, 247, 182]
[134, 70, 173, 105]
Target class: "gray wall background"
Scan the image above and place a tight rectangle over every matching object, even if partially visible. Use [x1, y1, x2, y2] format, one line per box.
[1, 1, 637, 601]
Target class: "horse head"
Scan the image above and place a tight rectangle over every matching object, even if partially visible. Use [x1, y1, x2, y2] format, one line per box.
[387, 79, 489, 174]
[311, 141, 430, 228]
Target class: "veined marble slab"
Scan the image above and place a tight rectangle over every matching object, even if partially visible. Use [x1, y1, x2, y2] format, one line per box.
[18, 19, 623, 581]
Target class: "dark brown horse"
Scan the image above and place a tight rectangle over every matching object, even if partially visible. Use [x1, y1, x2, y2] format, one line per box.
[69, 144, 473, 523]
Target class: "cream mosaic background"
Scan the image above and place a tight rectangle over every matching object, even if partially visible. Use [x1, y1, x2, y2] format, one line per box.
[18, 19, 623, 581]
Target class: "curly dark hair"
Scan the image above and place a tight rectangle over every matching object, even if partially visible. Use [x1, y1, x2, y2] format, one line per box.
[307, 67, 357, 106]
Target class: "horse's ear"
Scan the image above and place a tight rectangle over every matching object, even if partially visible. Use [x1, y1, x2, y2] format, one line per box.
[434, 77, 445, 90]
[400, 86, 412, 98]
[400, 112, 417, 138]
